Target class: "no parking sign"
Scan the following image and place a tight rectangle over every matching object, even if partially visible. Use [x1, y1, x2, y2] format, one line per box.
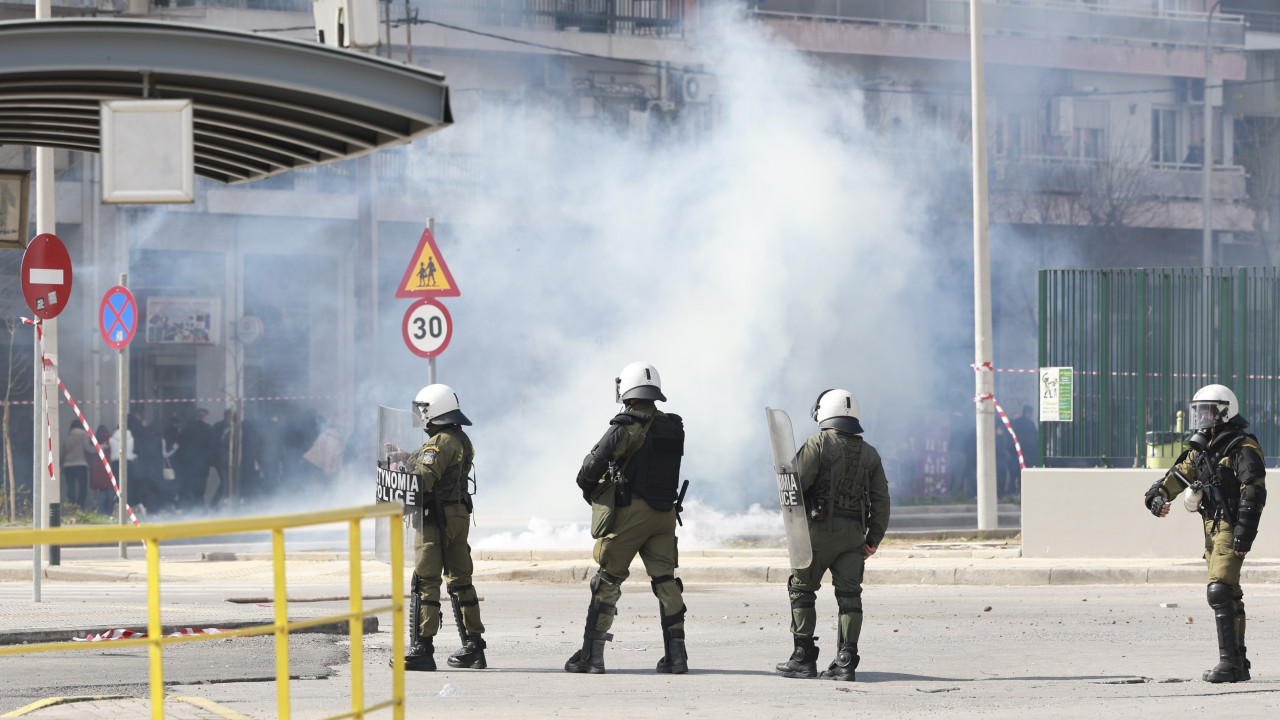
[99, 285, 138, 350]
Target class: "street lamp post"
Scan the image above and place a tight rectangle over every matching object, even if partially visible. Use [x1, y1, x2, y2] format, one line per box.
[1203, 1, 1223, 268]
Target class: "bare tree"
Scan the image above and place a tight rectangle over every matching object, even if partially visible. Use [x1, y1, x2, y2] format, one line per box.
[995, 141, 1169, 236]
[1234, 116, 1280, 266]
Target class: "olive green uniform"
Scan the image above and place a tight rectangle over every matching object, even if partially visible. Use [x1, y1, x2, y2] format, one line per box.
[568, 399, 686, 673]
[408, 426, 484, 640]
[1145, 428, 1265, 661]
[789, 428, 891, 651]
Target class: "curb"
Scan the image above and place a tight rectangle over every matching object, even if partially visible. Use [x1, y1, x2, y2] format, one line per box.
[474, 563, 1280, 586]
[0, 615, 378, 647]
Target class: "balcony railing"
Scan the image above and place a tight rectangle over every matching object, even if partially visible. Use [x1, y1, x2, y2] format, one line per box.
[993, 154, 1247, 201]
[412, 0, 685, 38]
[749, 0, 1246, 51]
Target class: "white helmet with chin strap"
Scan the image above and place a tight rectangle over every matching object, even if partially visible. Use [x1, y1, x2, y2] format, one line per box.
[615, 362, 666, 403]
[413, 384, 472, 428]
[811, 388, 864, 434]
[1188, 383, 1241, 432]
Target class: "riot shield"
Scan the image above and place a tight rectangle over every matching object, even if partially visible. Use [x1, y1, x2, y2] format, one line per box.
[375, 404, 423, 565]
[766, 407, 813, 570]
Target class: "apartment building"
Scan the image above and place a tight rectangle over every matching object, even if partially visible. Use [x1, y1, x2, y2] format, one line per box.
[2, 0, 1278, 495]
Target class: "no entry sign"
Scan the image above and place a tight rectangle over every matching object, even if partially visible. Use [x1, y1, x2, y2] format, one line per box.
[20, 233, 73, 319]
[99, 285, 138, 350]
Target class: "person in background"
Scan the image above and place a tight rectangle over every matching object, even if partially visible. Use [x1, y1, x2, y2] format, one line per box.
[90, 424, 115, 516]
[60, 420, 92, 509]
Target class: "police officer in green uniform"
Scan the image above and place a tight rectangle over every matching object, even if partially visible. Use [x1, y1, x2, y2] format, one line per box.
[1144, 384, 1266, 683]
[565, 362, 687, 675]
[776, 389, 890, 681]
[389, 384, 487, 672]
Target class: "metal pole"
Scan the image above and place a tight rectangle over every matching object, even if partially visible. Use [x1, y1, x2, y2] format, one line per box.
[32, 0, 56, 596]
[971, 0, 997, 531]
[119, 272, 129, 559]
[1203, 2, 1221, 268]
[31, 331, 41, 602]
[427, 217, 437, 385]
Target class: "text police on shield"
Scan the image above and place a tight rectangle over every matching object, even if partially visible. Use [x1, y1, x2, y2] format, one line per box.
[376, 466, 422, 506]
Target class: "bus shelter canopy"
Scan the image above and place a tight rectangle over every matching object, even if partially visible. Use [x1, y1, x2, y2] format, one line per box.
[0, 18, 453, 183]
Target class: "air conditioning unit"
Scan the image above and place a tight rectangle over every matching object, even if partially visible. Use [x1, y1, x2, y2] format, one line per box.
[672, 72, 708, 104]
[313, 0, 380, 50]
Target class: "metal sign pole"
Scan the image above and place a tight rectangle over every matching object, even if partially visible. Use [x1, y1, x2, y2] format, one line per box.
[427, 217, 436, 385]
[31, 331, 41, 602]
[118, 272, 129, 559]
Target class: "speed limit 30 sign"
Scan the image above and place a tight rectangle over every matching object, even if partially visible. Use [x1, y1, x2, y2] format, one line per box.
[401, 298, 452, 359]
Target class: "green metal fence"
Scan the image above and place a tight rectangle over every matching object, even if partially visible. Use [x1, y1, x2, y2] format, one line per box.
[1038, 267, 1280, 467]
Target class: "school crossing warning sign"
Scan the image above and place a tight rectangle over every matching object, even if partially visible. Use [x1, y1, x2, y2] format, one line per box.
[396, 227, 460, 299]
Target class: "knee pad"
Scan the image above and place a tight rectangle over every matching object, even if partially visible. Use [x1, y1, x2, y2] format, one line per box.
[1207, 582, 1234, 609]
[590, 568, 623, 595]
[650, 574, 683, 594]
[834, 590, 863, 616]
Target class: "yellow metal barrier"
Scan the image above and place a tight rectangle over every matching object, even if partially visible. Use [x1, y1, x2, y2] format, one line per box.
[0, 503, 407, 720]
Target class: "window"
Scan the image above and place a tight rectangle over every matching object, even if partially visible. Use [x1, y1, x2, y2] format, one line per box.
[1072, 100, 1108, 160]
[1151, 107, 1180, 164]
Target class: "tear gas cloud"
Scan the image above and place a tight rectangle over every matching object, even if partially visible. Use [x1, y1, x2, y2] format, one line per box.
[358, 7, 977, 542]
[1, 9, 1021, 543]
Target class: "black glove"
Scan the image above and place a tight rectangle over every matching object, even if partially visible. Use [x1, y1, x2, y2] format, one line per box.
[1144, 486, 1166, 517]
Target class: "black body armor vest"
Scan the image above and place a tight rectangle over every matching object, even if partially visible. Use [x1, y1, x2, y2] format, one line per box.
[626, 414, 685, 511]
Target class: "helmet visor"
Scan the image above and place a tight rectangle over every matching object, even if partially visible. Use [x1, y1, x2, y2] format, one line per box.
[1188, 400, 1227, 431]
[412, 402, 431, 428]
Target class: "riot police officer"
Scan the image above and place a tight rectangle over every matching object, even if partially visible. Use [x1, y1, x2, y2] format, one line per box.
[565, 362, 688, 675]
[776, 389, 890, 681]
[390, 384, 487, 672]
[1144, 384, 1267, 683]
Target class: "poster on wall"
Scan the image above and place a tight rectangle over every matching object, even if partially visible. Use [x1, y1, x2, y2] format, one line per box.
[146, 297, 220, 344]
[1038, 367, 1073, 422]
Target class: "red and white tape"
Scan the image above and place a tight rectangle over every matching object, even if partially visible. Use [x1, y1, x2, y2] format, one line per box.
[23, 317, 143, 532]
[21, 319, 59, 507]
[1, 394, 343, 407]
[74, 627, 229, 642]
[972, 362, 1026, 470]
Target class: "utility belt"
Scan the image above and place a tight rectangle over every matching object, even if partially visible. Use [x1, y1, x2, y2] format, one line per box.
[425, 495, 474, 516]
[807, 504, 862, 524]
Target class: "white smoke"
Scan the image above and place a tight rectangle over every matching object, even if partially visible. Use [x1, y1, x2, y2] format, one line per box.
[471, 499, 783, 550]
[377, 7, 960, 529]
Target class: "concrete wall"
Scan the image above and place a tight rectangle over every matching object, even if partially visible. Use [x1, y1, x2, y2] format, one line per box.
[1023, 468, 1279, 559]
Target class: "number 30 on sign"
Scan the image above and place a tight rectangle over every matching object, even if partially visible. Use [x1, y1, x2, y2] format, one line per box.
[401, 298, 453, 359]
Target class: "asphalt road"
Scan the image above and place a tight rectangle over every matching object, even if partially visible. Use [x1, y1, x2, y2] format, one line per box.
[3, 581, 1277, 718]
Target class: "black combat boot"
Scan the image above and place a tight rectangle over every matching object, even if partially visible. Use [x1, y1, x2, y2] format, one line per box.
[656, 628, 688, 674]
[565, 631, 610, 674]
[821, 645, 859, 681]
[1204, 584, 1246, 683]
[447, 635, 487, 669]
[402, 637, 436, 672]
[775, 636, 819, 679]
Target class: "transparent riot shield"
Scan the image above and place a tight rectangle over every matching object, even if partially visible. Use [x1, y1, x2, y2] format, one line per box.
[375, 404, 422, 565]
[766, 407, 813, 570]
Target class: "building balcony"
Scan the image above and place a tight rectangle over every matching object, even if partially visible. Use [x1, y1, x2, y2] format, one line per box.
[992, 155, 1246, 201]
[750, 0, 1245, 50]
[409, 0, 685, 39]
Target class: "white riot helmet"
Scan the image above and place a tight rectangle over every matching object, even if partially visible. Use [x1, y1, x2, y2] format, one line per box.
[1188, 384, 1239, 433]
[615, 362, 666, 403]
[811, 388, 864, 434]
[412, 384, 472, 428]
